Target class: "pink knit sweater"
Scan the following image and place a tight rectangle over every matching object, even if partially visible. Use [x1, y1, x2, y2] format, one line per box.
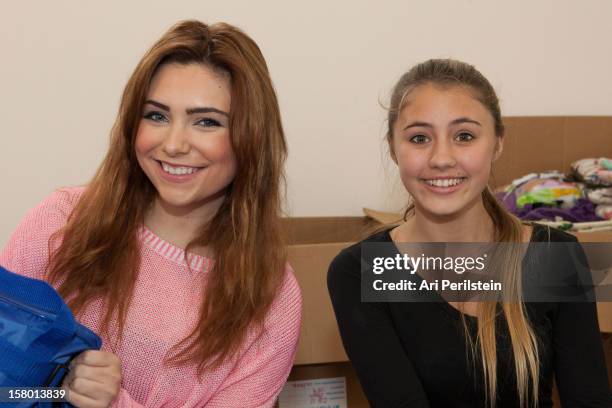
[0, 187, 302, 407]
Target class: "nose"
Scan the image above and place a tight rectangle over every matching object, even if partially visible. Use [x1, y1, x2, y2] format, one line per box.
[162, 124, 190, 157]
[428, 139, 456, 169]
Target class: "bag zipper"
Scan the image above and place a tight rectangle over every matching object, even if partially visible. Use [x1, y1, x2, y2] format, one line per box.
[0, 292, 56, 320]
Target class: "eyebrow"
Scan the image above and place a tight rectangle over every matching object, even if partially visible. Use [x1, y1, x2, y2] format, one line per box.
[402, 117, 482, 131]
[144, 99, 229, 117]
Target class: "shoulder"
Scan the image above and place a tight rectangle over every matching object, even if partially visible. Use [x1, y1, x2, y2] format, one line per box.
[328, 228, 392, 283]
[8, 186, 86, 238]
[0, 186, 86, 279]
[530, 223, 578, 243]
[23, 186, 86, 224]
[527, 223, 594, 300]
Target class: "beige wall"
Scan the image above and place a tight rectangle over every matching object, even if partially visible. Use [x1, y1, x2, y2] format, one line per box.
[2, 0, 612, 246]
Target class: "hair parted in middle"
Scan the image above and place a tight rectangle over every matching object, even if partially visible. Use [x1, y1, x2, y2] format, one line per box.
[47, 20, 289, 375]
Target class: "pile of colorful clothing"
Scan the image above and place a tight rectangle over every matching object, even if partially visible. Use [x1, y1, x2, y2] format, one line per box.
[573, 158, 612, 220]
[496, 157, 612, 226]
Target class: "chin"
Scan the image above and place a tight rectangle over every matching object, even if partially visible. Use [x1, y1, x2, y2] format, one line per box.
[417, 200, 469, 219]
[156, 189, 197, 207]
[159, 188, 227, 212]
[427, 209, 463, 219]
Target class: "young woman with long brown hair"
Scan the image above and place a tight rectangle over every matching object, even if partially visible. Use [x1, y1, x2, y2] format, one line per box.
[327, 59, 611, 407]
[0, 20, 301, 407]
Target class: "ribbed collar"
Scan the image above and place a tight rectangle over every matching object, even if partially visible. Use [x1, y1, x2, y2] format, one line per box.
[138, 225, 211, 273]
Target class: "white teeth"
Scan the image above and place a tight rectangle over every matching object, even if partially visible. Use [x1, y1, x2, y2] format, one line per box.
[425, 178, 465, 187]
[161, 162, 199, 175]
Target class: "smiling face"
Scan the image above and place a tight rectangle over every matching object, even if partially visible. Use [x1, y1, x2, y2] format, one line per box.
[391, 83, 503, 220]
[135, 62, 236, 217]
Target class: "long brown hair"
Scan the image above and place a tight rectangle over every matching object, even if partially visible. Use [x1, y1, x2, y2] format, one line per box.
[46, 20, 288, 374]
[386, 59, 540, 408]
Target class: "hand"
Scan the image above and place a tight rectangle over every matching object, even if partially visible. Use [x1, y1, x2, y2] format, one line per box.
[62, 350, 122, 408]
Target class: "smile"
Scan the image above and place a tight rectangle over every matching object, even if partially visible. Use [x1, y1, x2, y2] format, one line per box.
[158, 161, 204, 176]
[421, 177, 467, 188]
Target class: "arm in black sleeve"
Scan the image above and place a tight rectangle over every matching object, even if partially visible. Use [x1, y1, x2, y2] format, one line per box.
[327, 248, 430, 408]
[553, 238, 612, 407]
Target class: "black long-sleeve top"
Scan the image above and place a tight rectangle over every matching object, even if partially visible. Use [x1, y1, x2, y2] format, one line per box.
[327, 224, 612, 407]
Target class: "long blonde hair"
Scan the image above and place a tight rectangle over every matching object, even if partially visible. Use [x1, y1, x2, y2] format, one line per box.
[387, 59, 540, 407]
[47, 20, 288, 375]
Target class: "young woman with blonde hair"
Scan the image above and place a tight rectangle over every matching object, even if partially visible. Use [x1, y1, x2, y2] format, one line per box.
[1, 20, 301, 407]
[328, 59, 611, 407]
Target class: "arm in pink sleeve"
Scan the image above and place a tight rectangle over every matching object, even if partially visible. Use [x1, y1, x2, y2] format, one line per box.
[206, 268, 302, 408]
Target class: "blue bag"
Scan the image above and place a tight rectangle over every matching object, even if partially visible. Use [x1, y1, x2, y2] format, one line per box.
[0, 265, 102, 407]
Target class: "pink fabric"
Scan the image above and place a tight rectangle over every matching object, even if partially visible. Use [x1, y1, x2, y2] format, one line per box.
[0, 187, 302, 407]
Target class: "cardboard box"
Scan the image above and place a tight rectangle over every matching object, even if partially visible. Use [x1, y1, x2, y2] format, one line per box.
[492, 116, 612, 188]
[572, 231, 612, 333]
[283, 217, 374, 406]
[283, 216, 377, 365]
[283, 362, 369, 408]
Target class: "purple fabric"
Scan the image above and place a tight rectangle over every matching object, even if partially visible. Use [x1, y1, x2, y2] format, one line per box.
[495, 191, 602, 222]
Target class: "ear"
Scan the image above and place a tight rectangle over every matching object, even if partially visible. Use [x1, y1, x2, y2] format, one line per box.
[492, 135, 504, 162]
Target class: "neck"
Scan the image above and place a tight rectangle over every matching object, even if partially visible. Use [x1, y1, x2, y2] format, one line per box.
[144, 192, 226, 251]
[398, 196, 495, 243]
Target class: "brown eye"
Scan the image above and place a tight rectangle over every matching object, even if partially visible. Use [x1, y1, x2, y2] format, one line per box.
[455, 132, 474, 142]
[409, 134, 429, 144]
